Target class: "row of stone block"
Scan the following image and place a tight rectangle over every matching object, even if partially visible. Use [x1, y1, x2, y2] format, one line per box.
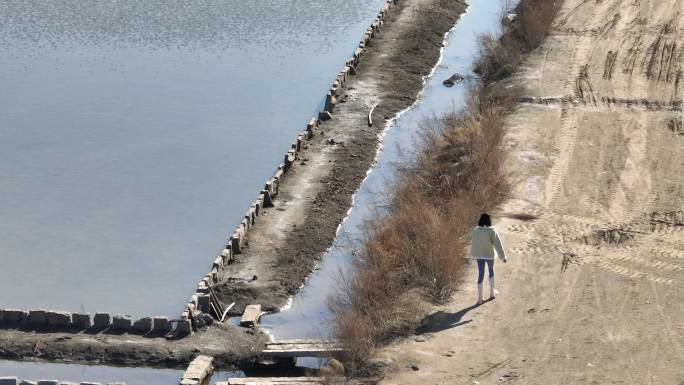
[0, 309, 171, 334]
[0, 379, 125, 385]
[321, 0, 398, 122]
[178, 0, 398, 335]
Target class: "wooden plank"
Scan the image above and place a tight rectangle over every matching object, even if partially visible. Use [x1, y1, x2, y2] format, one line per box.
[221, 377, 345, 385]
[262, 341, 343, 358]
[240, 304, 262, 327]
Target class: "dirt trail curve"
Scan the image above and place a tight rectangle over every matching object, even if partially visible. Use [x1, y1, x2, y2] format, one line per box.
[379, 1, 684, 384]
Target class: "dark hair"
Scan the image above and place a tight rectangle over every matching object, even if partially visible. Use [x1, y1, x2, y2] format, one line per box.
[478, 213, 492, 227]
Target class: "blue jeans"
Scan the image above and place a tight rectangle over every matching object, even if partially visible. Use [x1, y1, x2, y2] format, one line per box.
[477, 259, 494, 284]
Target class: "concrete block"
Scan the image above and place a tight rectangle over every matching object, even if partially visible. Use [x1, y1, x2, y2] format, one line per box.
[3, 309, 27, 325]
[246, 207, 255, 225]
[274, 169, 284, 181]
[196, 281, 208, 294]
[93, 313, 111, 329]
[28, 309, 47, 326]
[79, 383, 102, 385]
[153, 316, 171, 333]
[132, 317, 152, 333]
[241, 217, 250, 231]
[230, 232, 242, 254]
[319, 110, 333, 121]
[19, 381, 37, 385]
[260, 190, 274, 208]
[324, 92, 337, 113]
[45, 311, 70, 327]
[58, 382, 77, 385]
[240, 304, 262, 327]
[221, 247, 232, 263]
[176, 319, 193, 336]
[37, 381, 59, 385]
[253, 199, 263, 215]
[71, 313, 91, 329]
[213, 256, 222, 270]
[306, 117, 317, 136]
[197, 294, 211, 313]
[179, 380, 198, 385]
[0, 377, 18, 385]
[111, 315, 132, 331]
[0, 309, 4, 324]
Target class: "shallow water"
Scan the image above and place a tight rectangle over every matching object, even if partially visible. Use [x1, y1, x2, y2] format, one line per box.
[0, 360, 181, 384]
[260, 0, 511, 340]
[0, 0, 385, 317]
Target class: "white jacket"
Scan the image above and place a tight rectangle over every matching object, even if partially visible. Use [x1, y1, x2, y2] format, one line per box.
[469, 226, 507, 260]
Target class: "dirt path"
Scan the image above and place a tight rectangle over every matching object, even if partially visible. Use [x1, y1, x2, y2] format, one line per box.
[213, 0, 467, 314]
[379, 0, 684, 383]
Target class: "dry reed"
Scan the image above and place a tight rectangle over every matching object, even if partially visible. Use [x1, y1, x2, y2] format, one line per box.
[329, 0, 561, 376]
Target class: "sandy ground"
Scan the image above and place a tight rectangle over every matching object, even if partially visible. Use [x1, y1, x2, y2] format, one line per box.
[213, 0, 468, 314]
[379, 0, 684, 384]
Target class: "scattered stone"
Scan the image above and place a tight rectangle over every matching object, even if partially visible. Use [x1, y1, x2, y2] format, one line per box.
[202, 313, 214, 326]
[414, 335, 427, 342]
[410, 364, 419, 371]
[443, 73, 465, 87]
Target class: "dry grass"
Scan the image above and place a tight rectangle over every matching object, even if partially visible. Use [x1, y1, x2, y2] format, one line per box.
[329, 0, 561, 376]
[476, 0, 562, 82]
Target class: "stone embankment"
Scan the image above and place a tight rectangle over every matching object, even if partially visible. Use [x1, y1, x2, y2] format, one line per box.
[0, 309, 177, 335]
[181, 0, 401, 330]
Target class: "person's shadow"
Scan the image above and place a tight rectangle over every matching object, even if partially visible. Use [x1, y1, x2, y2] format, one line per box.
[416, 302, 483, 334]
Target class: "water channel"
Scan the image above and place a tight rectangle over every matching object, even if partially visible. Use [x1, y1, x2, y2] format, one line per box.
[260, 0, 509, 347]
[0, 0, 512, 381]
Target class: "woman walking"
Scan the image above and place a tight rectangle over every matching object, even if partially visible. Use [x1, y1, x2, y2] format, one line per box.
[470, 213, 507, 305]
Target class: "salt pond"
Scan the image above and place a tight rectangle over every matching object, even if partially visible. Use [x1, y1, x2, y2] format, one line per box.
[0, 0, 385, 317]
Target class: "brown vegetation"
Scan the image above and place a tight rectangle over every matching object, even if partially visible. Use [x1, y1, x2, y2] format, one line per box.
[329, 0, 561, 376]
